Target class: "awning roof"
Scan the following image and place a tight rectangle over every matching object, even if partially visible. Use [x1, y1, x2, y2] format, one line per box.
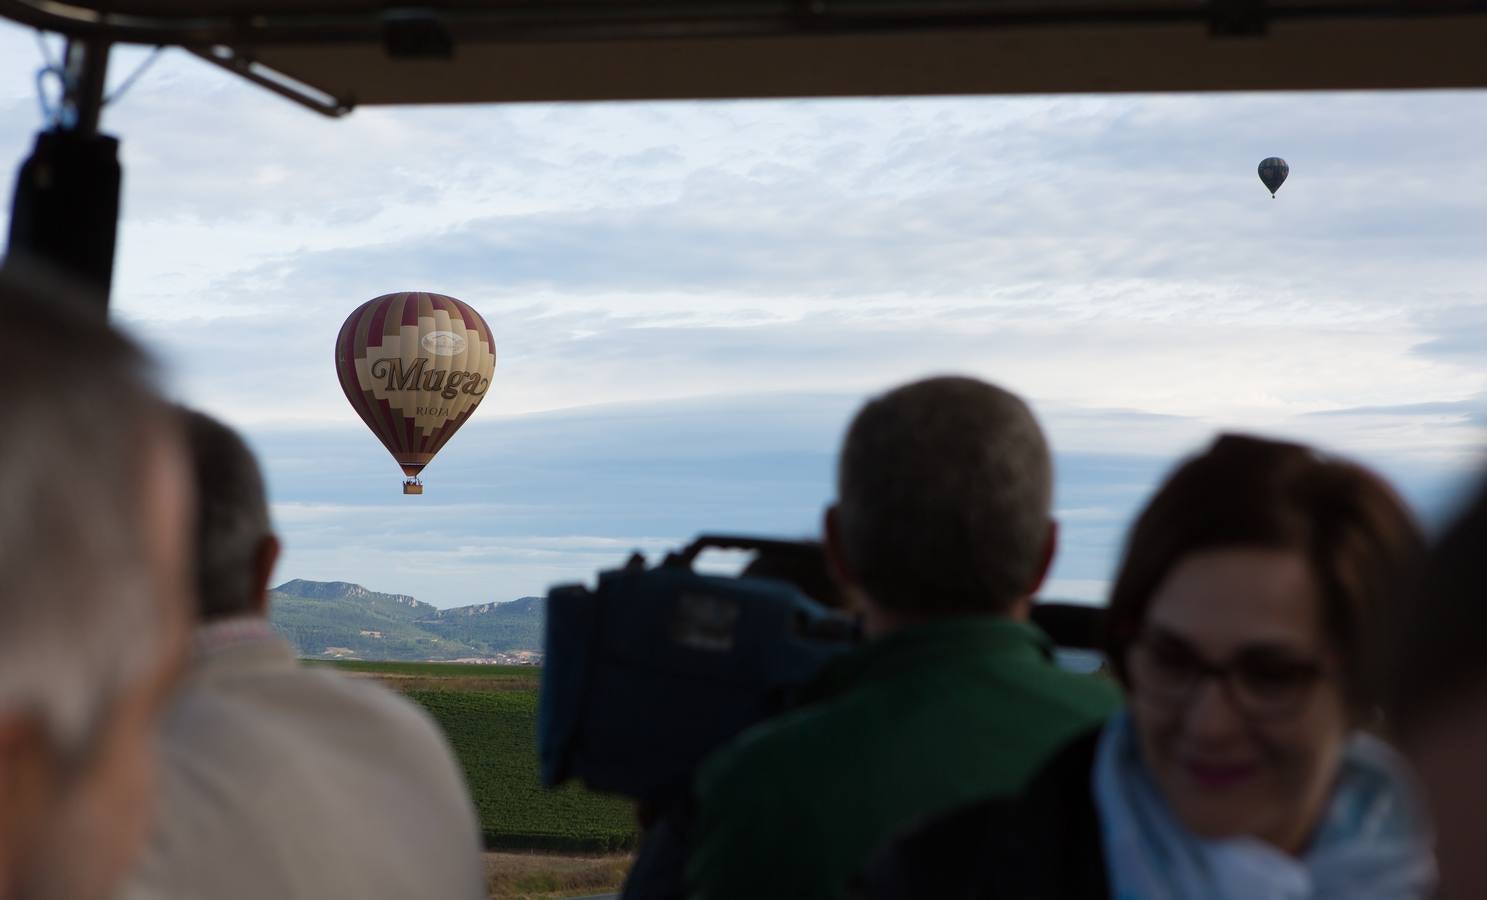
[3, 0, 1487, 109]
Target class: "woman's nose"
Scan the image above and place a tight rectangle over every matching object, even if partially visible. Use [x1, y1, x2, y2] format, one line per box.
[1180, 677, 1248, 743]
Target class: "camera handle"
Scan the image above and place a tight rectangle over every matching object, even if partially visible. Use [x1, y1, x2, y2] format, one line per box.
[665, 534, 822, 570]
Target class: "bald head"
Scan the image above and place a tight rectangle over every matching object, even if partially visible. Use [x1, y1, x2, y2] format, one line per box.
[832, 376, 1054, 618]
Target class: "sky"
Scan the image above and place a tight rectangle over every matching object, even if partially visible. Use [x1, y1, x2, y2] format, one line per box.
[3, 25, 1487, 607]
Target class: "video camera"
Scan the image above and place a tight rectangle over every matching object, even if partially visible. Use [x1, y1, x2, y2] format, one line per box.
[538, 535, 860, 806]
[537, 533, 1109, 810]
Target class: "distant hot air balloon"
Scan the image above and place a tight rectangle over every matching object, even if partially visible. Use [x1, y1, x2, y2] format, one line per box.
[1258, 157, 1289, 198]
[335, 292, 497, 494]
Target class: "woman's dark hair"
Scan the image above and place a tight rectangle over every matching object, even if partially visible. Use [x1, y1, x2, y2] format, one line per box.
[1105, 433, 1423, 720]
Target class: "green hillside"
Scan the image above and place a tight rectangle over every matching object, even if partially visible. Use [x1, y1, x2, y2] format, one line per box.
[273, 579, 437, 620]
[415, 596, 545, 655]
[268, 580, 544, 661]
[268, 591, 477, 660]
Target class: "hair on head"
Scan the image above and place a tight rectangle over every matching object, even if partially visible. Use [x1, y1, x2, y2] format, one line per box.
[180, 409, 274, 621]
[1104, 433, 1422, 720]
[835, 375, 1053, 616]
[0, 268, 180, 759]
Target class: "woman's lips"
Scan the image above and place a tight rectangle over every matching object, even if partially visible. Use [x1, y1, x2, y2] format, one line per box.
[1183, 760, 1261, 789]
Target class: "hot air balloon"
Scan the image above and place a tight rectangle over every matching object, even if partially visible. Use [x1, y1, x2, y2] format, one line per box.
[334, 292, 497, 494]
[1258, 157, 1289, 197]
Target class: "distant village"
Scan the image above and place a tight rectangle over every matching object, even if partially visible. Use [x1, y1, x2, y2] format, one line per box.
[450, 652, 543, 666]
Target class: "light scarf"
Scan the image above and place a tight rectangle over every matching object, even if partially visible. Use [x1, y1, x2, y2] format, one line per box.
[1093, 711, 1436, 900]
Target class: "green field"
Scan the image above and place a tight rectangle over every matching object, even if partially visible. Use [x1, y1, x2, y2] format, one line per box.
[318, 660, 637, 854]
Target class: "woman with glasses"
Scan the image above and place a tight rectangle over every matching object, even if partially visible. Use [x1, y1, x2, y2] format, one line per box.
[855, 433, 1436, 900]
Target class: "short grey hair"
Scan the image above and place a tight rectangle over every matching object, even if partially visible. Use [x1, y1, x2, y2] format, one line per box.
[181, 410, 273, 620]
[0, 271, 178, 761]
[836, 376, 1053, 616]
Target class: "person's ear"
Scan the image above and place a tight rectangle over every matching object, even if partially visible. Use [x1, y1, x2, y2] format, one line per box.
[823, 505, 857, 589]
[0, 714, 60, 886]
[1024, 519, 1059, 597]
[250, 535, 282, 616]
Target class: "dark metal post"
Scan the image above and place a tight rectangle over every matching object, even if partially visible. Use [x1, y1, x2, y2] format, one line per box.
[4, 37, 121, 314]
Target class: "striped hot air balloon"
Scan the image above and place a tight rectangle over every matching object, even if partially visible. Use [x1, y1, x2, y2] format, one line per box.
[334, 292, 497, 494]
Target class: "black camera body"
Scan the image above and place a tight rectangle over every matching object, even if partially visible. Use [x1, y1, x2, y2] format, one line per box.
[538, 535, 859, 805]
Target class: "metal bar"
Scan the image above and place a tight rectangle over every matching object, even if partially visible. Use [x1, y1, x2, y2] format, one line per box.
[184, 47, 353, 117]
[61, 36, 109, 134]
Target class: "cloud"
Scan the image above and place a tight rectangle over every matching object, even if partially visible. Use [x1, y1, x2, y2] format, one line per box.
[1411, 305, 1487, 366]
[1306, 396, 1487, 427]
[7, 28, 1484, 327]
[5, 21, 1487, 609]
[227, 390, 1481, 606]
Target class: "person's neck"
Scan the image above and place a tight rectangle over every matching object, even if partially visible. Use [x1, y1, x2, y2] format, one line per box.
[193, 613, 276, 656]
[861, 595, 1031, 639]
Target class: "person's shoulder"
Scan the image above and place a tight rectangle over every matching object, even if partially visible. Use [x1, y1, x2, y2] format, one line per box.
[1027, 726, 1103, 791]
[697, 693, 860, 798]
[172, 654, 454, 761]
[1011, 657, 1124, 719]
[1046, 667, 1123, 709]
[689, 704, 854, 900]
[852, 794, 1020, 900]
[291, 663, 458, 744]
[853, 727, 1106, 900]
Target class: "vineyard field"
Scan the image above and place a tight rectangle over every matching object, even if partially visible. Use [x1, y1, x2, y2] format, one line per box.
[310, 659, 635, 852]
[406, 689, 637, 853]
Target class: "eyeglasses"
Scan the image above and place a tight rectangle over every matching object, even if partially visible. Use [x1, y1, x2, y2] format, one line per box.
[1126, 633, 1328, 721]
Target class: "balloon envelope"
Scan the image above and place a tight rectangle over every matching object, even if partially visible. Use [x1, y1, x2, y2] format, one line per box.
[1258, 157, 1289, 196]
[335, 292, 497, 491]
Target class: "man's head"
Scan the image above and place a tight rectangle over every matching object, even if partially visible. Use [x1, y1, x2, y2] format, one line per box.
[826, 376, 1055, 632]
[180, 410, 279, 621]
[0, 271, 193, 900]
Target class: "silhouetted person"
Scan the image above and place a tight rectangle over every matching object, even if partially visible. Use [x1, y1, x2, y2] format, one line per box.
[858, 434, 1435, 900]
[0, 272, 193, 900]
[686, 376, 1121, 900]
[1391, 479, 1487, 900]
[115, 411, 485, 900]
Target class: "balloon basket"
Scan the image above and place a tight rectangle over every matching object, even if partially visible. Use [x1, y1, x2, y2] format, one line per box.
[403, 478, 424, 495]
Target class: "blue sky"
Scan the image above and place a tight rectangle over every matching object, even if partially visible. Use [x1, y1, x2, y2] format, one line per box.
[3, 26, 1487, 606]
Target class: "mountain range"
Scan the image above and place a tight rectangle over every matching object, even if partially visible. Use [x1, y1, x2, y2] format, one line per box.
[269, 579, 545, 662]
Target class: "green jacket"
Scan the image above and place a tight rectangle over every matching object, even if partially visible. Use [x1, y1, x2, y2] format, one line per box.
[686, 617, 1121, 900]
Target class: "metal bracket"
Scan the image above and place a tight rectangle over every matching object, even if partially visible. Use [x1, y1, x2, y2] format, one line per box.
[1210, 0, 1269, 36]
[384, 7, 454, 59]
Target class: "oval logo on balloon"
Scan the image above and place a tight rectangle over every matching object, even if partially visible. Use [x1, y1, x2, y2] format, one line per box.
[334, 292, 497, 494]
[421, 330, 467, 357]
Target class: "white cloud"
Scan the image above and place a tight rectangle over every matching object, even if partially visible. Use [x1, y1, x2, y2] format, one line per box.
[4, 21, 1487, 608]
